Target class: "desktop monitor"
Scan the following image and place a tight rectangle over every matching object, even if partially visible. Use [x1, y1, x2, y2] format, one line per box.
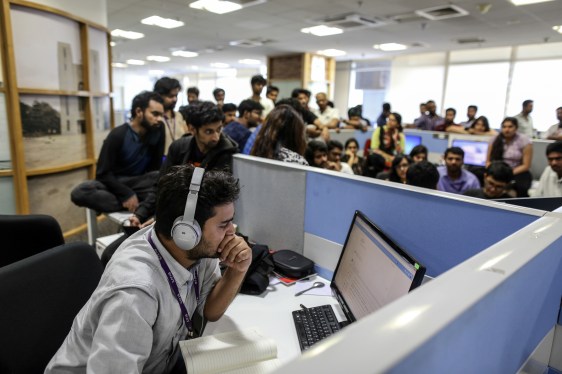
[451, 139, 489, 167]
[331, 211, 426, 322]
[405, 134, 422, 155]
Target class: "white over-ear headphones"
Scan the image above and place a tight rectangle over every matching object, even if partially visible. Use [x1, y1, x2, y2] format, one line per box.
[171, 167, 205, 251]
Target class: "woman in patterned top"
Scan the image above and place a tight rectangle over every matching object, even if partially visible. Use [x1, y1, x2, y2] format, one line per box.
[250, 105, 308, 165]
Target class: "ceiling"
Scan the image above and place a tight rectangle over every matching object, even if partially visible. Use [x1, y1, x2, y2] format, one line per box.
[108, 0, 562, 74]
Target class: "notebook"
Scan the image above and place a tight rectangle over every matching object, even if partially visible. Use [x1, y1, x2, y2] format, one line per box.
[292, 210, 426, 350]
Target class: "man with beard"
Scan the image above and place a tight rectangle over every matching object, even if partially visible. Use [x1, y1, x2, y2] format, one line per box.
[437, 146, 480, 194]
[222, 99, 263, 152]
[154, 77, 188, 154]
[48, 165, 251, 373]
[70, 91, 165, 216]
[532, 141, 562, 197]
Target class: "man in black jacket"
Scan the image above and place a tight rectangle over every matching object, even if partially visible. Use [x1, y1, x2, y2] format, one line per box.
[71, 91, 165, 215]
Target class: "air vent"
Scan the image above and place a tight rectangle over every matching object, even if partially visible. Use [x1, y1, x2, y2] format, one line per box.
[229, 38, 272, 48]
[391, 12, 426, 24]
[317, 13, 386, 29]
[456, 37, 485, 44]
[416, 5, 469, 21]
[228, 0, 266, 7]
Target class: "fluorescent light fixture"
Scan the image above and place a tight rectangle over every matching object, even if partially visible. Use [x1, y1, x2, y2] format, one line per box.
[172, 50, 199, 58]
[141, 15, 184, 29]
[553, 25, 562, 34]
[147, 55, 171, 62]
[301, 25, 343, 36]
[317, 49, 346, 57]
[126, 59, 145, 65]
[110, 41, 116, 47]
[149, 69, 165, 76]
[373, 43, 408, 51]
[210, 62, 230, 68]
[111, 62, 128, 68]
[238, 59, 261, 65]
[189, 0, 242, 14]
[510, 0, 554, 5]
[111, 29, 144, 40]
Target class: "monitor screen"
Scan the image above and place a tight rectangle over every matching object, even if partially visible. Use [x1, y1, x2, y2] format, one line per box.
[405, 134, 422, 154]
[451, 139, 488, 167]
[332, 211, 425, 322]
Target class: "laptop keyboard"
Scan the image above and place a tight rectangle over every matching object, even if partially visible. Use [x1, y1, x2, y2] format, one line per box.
[292, 304, 340, 351]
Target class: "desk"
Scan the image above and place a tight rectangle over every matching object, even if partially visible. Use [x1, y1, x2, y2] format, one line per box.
[204, 275, 345, 365]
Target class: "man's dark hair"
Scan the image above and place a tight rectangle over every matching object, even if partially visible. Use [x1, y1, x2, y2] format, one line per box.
[345, 137, 359, 150]
[522, 99, 533, 107]
[153, 77, 181, 95]
[266, 85, 279, 95]
[291, 88, 311, 99]
[213, 88, 225, 98]
[305, 140, 328, 167]
[327, 140, 343, 152]
[382, 102, 391, 112]
[410, 145, 428, 159]
[444, 146, 464, 159]
[426, 100, 435, 105]
[130, 91, 163, 119]
[446, 108, 457, 116]
[187, 86, 200, 96]
[468, 105, 478, 112]
[155, 165, 240, 239]
[238, 99, 264, 117]
[546, 141, 562, 156]
[251, 75, 267, 86]
[406, 161, 439, 190]
[486, 161, 513, 184]
[275, 98, 309, 120]
[348, 106, 362, 118]
[179, 101, 223, 129]
[222, 103, 237, 113]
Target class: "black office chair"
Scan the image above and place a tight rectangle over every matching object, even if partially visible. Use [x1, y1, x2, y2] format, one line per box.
[0, 242, 103, 373]
[0, 214, 64, 267]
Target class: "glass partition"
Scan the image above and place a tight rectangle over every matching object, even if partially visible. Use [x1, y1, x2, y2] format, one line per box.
[0, 93, 11, 169]
[93, 96, 111, 157]
[0, 177, 16, 214]
[88, 27, 110, 93]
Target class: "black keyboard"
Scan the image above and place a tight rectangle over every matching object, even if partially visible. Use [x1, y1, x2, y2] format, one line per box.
[292, 304, 340, 351]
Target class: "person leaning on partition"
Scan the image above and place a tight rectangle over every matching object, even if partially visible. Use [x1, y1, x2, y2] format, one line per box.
[437, 147, 481, 194]
[532, 141, 562, 197]
[464, 161, 514, 200]
[47, 165, 251, 373]
[70, 91, 165, 216]
[370, 112, 405, 168]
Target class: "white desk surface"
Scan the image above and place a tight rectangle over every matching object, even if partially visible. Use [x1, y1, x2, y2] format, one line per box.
[204, 275, 345, 365]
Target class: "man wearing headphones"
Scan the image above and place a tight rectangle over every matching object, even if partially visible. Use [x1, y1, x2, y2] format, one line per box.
[47, 165, 251, 373]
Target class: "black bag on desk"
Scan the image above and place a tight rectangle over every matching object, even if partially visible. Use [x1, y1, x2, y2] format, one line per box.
[272, 250, 314, 278]
[240, 244, 274, 295]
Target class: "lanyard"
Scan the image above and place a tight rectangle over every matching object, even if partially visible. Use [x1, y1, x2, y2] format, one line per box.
[147, 231, 200, 336]
[164, 116, 176, 141]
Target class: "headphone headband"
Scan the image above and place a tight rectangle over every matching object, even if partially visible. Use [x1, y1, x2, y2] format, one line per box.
[183, 167, 204, 224]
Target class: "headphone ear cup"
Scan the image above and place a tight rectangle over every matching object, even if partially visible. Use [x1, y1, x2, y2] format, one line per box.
[171, 216, 202, 251]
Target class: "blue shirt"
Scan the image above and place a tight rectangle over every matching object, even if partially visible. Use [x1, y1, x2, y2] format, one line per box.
[222, 121, 250, 152]
[437, 166, 481, 194]
[242, 124, 261, 155]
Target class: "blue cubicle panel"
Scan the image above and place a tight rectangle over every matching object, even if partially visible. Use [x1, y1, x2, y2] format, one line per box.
[390, 235, 562, 374]
[304, 172, 539, 277]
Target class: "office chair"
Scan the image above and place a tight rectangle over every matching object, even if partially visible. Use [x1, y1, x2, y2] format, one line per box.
[0, 214, 64, 267]
[0, 242, 103, 373]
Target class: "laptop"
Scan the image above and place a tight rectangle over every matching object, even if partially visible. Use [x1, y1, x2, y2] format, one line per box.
[292, 210, 426, 351]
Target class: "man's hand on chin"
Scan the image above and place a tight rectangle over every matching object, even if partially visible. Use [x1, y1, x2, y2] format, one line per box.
[217, 234, 252, 274]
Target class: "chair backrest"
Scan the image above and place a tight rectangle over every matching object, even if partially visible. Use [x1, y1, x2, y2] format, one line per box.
[0, 214, 64, 267]
[0, 242, 103, 373]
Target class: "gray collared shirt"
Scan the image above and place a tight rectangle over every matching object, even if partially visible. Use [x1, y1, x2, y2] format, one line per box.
[46, 226, 221, 373]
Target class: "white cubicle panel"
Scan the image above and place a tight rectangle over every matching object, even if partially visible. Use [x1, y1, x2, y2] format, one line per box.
[276, 212, 562, 373]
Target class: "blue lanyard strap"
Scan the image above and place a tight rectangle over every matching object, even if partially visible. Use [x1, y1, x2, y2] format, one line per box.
[147, 231, 200, 336]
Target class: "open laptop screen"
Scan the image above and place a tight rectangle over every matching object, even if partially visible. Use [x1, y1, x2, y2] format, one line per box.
[451, 139, 488, 167]
[332, 211, 425, 322]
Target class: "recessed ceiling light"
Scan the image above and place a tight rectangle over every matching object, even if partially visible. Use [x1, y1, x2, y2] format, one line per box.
[111, 29, 144, 40]
[189, 0, 242, 14]
[509, 0, 554, 5]
[141, 16, 184, 29]
[238, 59, 261, 65]
[317, 49, 346, 57]
[172, 50, 199, 58]
[210, 62, 230, 68]
[111, 62, 128, 68]
[553, 25, 562, 34]
[301, 25, 343, 37]
[126, 59, 145, 65]
[110, 41, 116, 47]
[373, 43, 407, 51]
[149, 70, 165, 76]
[147, 55, 171, 62]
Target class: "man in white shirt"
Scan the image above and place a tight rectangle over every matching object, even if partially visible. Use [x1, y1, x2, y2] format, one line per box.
[248, 74, 274, 121]
[533, 141, 562, 197]
[514, 99, 534, 138]
[542, 107, 562, 141]
[47, 165, 251, 373]
[312, 92, 340, 129]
